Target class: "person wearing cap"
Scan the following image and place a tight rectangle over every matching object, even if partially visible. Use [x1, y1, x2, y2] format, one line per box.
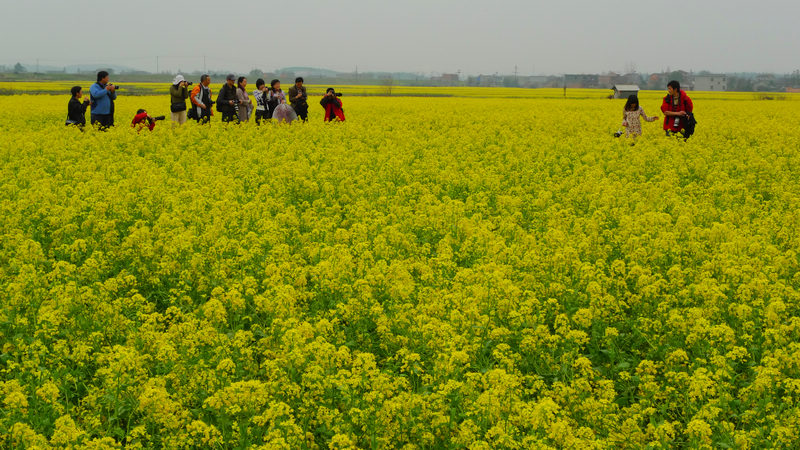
[320, 88, 345, 122]
[288, 77, 309, 122]
[169, 74, 191, 125]
[216, 74, 240, 123]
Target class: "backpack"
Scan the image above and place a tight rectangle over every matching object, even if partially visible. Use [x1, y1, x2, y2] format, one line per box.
[683, 113, 697, 138]
[665, 92, 697, 137]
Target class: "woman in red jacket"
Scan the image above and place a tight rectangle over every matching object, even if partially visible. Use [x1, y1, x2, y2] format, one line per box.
[661, 80, 693, 137]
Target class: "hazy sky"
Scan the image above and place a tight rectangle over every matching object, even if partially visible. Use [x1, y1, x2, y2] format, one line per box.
[2, 0, 797, 75]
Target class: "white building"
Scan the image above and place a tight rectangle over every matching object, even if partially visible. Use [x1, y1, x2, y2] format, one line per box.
[612, 84, 639, 99]
[693, 75, 727, 91]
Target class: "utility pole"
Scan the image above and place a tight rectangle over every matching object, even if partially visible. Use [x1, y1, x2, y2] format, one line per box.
[156, 56, 159, 74]
[203, 55, 206, 73]
[514, 65, 518, 83]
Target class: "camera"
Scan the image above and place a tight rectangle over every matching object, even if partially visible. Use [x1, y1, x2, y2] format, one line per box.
[109, 84, 122, 90]
[184, 81, 193, 86]
[152, 115, 166, 121]
[613, 130, 623, 138]
[334, 92, 342, 97]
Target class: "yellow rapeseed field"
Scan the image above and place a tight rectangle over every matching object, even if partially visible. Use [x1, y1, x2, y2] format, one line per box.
[1, 87, 800, 448]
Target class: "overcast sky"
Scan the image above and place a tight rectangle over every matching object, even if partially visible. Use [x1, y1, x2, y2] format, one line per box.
[1, 0, 797, 75]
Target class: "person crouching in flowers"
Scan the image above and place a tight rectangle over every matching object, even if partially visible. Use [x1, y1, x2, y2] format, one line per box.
[621, 95, 657, 143]
[66, 86, 90, 128]
[131, 109, 165, 132]
[320, 88, 345, 122]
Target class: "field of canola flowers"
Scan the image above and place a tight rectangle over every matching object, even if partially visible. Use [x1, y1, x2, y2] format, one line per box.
[1, 87, 800, 448]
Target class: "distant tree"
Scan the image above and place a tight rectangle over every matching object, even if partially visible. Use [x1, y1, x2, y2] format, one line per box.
[13, 62, 26, 74]
[789, 69, 800, 87]
[502, 76, 519, 88]
[249, 68, 263, 80]
[728, 76, 753, 92]
[381, 77, 394, 96]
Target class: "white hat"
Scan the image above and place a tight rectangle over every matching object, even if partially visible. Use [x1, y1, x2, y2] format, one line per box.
[173, 74, 186, 85]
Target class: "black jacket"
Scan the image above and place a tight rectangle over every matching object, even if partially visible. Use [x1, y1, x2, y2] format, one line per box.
[216, 83, 238, 114]
[66, 97, 90, 125]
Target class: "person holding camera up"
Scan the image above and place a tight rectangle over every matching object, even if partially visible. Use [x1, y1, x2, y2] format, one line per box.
[217, 74, 240, 123]
[170, 74, 191, 125]
[66, 86, 91, 128]
[189, 74, 214, 124]
[90, 71, 118, 129]
[131, 109, 165, 132]
[288, 77, 309, 122]
[320, 88, 345, 122]
[253, 79, 271, 125]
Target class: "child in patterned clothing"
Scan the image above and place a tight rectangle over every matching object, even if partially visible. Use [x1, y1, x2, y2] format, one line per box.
[621, 95, 658, 141]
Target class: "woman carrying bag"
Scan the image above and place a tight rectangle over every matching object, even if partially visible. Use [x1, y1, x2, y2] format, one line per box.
[170, 74, 191, 125]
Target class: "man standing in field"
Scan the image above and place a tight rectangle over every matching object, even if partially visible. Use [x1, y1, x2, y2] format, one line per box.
[288, 77, 309, 122]
[190, 74, 214, 124]
[90, 71, 118, 129]
[217, 74, 239, 123]
[661, 80, 694, 138]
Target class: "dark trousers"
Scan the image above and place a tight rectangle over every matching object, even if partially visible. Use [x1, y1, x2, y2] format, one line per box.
[91, 114, 114, 129]
[293, 104, 308, 122]
[221, 111, 238, 123]
[255, 109, 271, 125]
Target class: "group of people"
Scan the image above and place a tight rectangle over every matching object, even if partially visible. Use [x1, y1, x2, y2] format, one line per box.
[68, 72, 695, 139]
[66, 71, 346, 130]
[616, 80, 695, 142]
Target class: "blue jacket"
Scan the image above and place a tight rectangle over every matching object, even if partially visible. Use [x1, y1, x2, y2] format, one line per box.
[90, 82, 117, 115]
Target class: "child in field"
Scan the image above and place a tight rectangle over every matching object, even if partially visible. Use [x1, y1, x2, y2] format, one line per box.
[620, 95, 657, 141]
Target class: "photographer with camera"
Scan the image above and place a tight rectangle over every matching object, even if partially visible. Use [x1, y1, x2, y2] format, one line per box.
[288, 77, 309, 122]
[170, 74, 191, 125]
[661, 80, 695, 139]
[217, 74, 240, 123]
[90, 71, 118, 129]
[189, 74, 214, 124]
[131, 109, 165, 132]
[66, 86, 91, 128]
[320, 88, 345, 122]
[253, 79, 271, 125]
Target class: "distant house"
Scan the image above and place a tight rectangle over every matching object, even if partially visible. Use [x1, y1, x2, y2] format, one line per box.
[612, 84, 639, 99]
[694, 75, 727, 91]
[432, 73, 460, 86]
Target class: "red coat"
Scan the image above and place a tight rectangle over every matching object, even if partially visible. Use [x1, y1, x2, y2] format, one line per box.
[131, 112, 156, 131]
[322, 98, 345, 122]
[660, 90, 693, 132]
